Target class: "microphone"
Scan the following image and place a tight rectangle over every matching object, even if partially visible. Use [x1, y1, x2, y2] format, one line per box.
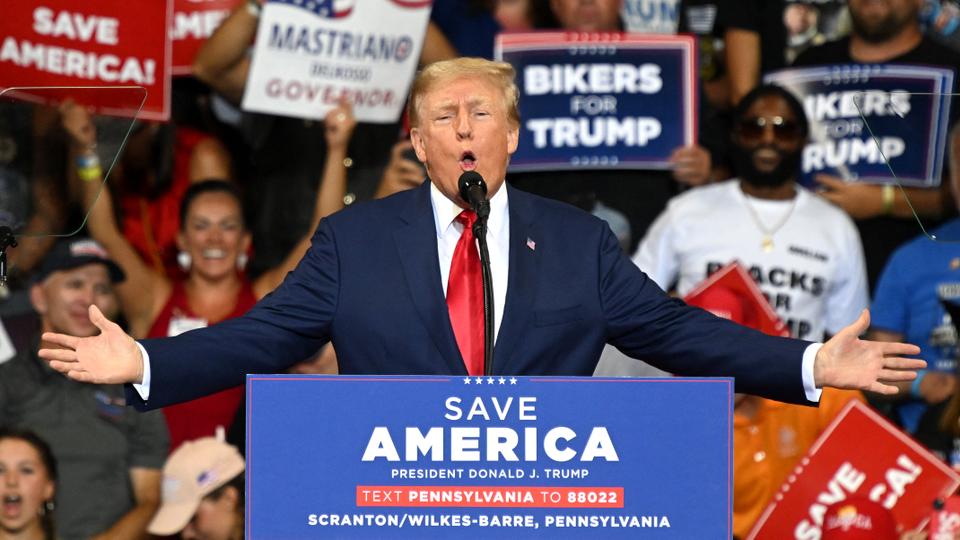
[458, 171, 490, 220]
[456, 171, 494, 376]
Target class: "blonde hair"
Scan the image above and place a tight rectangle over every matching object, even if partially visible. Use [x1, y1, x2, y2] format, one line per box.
[407, 57, 520, 129]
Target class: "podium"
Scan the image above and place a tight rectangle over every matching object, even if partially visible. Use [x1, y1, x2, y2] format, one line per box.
[246, 375, 733, 538]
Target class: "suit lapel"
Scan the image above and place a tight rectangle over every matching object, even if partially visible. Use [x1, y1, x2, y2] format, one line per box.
[493, 185, 540, 373]
[392, 182, 466, 375]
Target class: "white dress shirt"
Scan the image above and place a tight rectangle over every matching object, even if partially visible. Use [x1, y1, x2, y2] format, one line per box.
[431, 182, 510, 344]
[135, 183, 822, 402]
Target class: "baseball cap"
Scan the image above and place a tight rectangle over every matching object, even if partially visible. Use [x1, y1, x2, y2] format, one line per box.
[822, 497, 898, 540]
[147, 437, 245, 536]
[32, 238, 125, 284]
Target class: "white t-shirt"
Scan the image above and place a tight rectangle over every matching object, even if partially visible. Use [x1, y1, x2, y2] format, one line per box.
[633, 179, 868, 341]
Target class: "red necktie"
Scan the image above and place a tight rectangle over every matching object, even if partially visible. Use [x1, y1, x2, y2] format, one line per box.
[447, 210, 484, 376]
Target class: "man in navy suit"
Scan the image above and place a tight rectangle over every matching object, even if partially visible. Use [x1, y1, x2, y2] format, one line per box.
[40, 58, 922, 408]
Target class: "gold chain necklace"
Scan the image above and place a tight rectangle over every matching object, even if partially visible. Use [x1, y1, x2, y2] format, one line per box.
[741, 189, 798, 253]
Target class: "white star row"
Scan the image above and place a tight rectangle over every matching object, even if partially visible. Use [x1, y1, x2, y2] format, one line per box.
[463, 377, 517, 385]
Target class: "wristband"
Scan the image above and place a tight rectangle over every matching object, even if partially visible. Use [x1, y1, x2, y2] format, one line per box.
[910, 369, 927, 399]
[881, 183, 895, 215]
[76, 153, 102, 182]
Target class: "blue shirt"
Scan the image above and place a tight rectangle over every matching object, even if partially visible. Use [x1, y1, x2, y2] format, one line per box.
[871, 218, 960, 433]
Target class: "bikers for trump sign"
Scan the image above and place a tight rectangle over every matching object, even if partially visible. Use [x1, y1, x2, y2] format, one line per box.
[247, 375, 733, 538]
[495, 32, 696, 172]
[242, 0, 431, 123]
[764, 64, 954, 188]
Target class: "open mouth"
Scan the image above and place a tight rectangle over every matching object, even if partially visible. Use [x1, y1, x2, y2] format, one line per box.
[202, 248, 227, 260]
[459, 151, 477, 171]
[2, 494, 22, 517]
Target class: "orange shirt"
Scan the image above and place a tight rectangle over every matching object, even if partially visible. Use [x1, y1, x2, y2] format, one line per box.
[733, 389, 864, 538]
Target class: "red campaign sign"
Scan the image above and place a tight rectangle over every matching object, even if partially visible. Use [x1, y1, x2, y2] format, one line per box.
[0, 0, 172, 121]
[171, 0, 240, 75]
[683, 261, 790, 337]
[748, 401, 960, 539]
[929, 496, 960, 539]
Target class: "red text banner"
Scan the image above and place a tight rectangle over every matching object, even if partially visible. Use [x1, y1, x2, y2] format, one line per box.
[356, 486, 625, 508]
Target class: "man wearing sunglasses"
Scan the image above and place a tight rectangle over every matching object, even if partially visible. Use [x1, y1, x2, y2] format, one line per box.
[625, 85, 870, 536]
[633, 84, 869, 345]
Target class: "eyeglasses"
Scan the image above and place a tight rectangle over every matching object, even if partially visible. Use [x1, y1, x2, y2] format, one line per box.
[735, 116, 803, 145]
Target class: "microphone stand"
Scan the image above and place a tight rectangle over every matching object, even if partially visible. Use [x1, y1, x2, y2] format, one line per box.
[472, 203, 494, 376]
[0, 227, 17, 287]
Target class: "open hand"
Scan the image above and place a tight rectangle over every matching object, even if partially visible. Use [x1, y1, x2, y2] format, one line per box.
[38, 304, 144, 384]
[814, 310, 924, 395]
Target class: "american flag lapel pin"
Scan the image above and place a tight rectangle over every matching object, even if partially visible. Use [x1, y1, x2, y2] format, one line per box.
[526, 237, 536, 251]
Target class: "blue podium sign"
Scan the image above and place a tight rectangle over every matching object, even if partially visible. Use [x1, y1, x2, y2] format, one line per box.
[495, 32, 697, 172]
[246, 375, 732, 538]
[764, 64, 954, 188]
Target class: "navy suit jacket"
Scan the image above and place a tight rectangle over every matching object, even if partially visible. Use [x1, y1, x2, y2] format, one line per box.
[131, 181, 813, 409]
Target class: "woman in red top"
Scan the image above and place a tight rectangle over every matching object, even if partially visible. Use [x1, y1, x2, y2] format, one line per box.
[62, 101, 354, 450]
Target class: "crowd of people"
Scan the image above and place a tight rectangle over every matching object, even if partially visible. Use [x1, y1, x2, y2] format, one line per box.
[2, 0, 960, 538]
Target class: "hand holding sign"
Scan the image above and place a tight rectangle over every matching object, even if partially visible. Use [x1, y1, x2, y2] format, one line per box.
[814, 174, 887, 219]
[814, 310, 924, 395]
[668, 144, 711, 186]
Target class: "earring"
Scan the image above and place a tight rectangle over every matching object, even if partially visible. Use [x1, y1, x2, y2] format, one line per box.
[177, 251, 192, 271]
[39, 499, 54, 515]
[236, 252, 248, 271]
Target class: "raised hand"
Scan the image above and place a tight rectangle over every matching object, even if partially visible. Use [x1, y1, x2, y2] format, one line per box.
[323, 99, 357, 152]
[814, 310, 924, 395]
[59, 100, 97, 150]
[38, 304, 144, 384]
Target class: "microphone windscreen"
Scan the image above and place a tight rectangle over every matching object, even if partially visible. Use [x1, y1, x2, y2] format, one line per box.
[458, 171, 486, 201]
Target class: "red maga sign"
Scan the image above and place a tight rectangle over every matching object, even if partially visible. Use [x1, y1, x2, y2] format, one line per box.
[928, 496, 960, 539]
[171, 0, 240, 75]
[748, 401, 960, 539]
[683, 261, 790, 338]
[0, 0, 172, 120]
